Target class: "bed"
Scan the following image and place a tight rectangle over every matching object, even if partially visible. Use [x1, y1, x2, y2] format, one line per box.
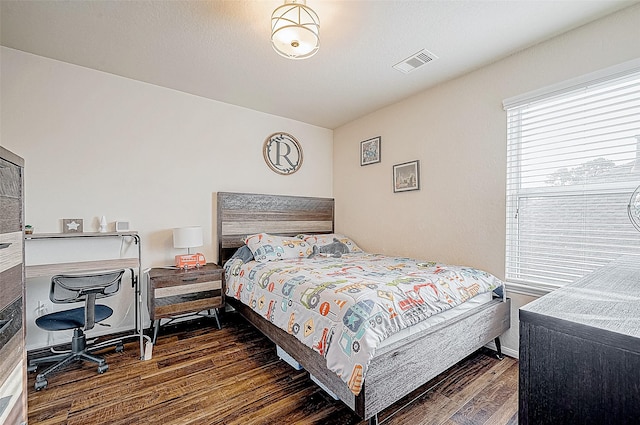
[215, 192, 510, 424]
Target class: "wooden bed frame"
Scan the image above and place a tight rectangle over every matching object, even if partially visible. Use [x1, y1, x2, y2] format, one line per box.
[216, 191, 511, 424]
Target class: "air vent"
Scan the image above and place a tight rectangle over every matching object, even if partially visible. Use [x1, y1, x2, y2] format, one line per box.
[393, 49, 438, 74]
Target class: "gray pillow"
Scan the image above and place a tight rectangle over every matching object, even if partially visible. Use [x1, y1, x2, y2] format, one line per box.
[229, 245, 254, 263]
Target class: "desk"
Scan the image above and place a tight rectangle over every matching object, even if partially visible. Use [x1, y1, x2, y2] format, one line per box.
[25, 231, 146, 360]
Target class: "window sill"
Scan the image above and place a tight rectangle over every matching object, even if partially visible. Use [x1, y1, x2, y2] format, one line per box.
[504, 281, 558, 298]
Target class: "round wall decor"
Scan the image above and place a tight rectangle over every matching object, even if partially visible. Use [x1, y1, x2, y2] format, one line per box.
[263, 132, 303, 175]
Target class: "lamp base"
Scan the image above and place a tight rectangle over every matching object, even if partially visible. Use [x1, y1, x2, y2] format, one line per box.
[175, 253, 206, 269]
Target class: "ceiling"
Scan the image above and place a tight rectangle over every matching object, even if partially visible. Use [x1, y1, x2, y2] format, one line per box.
[1, 0, 636, 129]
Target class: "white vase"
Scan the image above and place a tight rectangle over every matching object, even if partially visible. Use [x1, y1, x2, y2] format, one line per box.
[99, 216, 108, 233]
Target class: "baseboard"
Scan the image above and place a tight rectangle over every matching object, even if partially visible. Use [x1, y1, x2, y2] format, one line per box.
[502, 346, 518, 358]
[485, 341, 519, 359]
[27, 328, 135, 358]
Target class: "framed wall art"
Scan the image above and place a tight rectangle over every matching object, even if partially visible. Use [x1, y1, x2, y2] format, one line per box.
[393, 160, 420, 193]
[360, 136, 381, 166]
[62, 218, 83, 233]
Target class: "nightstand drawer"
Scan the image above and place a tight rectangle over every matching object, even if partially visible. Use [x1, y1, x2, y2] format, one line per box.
[153, 280, 223, 318]
[154, 279, 222, 298]
[147, 263, 225, 321]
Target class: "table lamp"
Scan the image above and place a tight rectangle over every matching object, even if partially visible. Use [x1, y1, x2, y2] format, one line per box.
[173, 226, 205, 269]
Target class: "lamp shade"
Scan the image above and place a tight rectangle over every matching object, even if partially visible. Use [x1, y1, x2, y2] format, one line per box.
[173, 226, 203, 249]
[271, 0, 319, 60]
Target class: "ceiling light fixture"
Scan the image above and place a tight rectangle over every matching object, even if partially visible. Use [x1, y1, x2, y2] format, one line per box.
[271, 0, 319, 60]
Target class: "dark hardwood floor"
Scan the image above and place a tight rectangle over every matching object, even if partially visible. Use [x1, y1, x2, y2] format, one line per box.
[28, 313, 518, 425]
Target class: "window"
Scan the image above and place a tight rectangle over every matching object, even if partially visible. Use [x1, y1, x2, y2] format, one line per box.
[504, 62, 640, 289]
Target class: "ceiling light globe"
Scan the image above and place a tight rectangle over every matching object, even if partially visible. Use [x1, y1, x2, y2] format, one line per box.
[271, 0, 319, 60]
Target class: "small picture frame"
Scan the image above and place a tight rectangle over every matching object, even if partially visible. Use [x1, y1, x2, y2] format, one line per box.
[62, 218, 83, 233]
[360, 136, 381, 166]
[393, 160, 420, 193]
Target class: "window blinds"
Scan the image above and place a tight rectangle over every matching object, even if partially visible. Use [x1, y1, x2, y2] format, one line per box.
[505, 66, 640, 288]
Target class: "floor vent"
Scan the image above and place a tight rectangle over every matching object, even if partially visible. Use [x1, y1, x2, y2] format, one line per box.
[393, 49, 438, 74]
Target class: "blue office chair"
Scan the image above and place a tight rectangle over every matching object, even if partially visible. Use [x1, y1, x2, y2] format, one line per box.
[28, 269, 125, 390]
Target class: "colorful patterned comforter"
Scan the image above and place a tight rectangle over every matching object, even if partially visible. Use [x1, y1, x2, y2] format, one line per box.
[224, 252, 503, 396]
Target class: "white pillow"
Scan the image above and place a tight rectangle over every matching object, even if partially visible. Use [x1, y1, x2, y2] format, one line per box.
[244, 233, 312, 262]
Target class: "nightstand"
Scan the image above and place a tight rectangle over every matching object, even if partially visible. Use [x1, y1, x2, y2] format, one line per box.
[147, 263, 224, 343]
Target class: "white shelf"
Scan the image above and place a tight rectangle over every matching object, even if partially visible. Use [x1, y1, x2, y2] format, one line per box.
[25, 231, 141, 278]
[26, 258, 140, 279]
[25, 231, 138, 240]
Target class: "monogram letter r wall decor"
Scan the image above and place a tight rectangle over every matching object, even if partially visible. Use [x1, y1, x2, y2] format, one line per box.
[263, 132, 303, 175]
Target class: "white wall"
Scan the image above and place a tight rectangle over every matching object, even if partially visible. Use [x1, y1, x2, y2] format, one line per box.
[333, 4, 640, 357]
[1, 47, 333, 349]
[4, 5, 640, 354]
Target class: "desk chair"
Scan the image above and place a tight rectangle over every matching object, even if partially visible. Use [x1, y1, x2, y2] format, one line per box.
[28, 269, 125, 390]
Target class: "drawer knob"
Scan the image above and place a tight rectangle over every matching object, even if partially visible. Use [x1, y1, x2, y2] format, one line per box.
[0, 242, 11, 250]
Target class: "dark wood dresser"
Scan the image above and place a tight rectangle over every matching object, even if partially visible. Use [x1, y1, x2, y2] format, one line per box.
[519, 257, 640, 425]
[0, 146, 26, 424]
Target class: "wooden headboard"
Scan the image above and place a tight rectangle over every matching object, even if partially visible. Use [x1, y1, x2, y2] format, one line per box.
[216, 192, 334, 265]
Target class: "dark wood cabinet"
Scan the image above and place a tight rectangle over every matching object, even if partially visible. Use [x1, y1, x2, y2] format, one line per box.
[0, 147, 26, 424]
[519, 258, 640, 425]
[147, 263, 224, 342]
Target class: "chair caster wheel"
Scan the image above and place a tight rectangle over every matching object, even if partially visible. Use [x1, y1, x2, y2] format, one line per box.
[98, 364, 109, 374]
[115, 343, 124, 353]
[35, 379, 48, 391]
[27, 364, 37, 373]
